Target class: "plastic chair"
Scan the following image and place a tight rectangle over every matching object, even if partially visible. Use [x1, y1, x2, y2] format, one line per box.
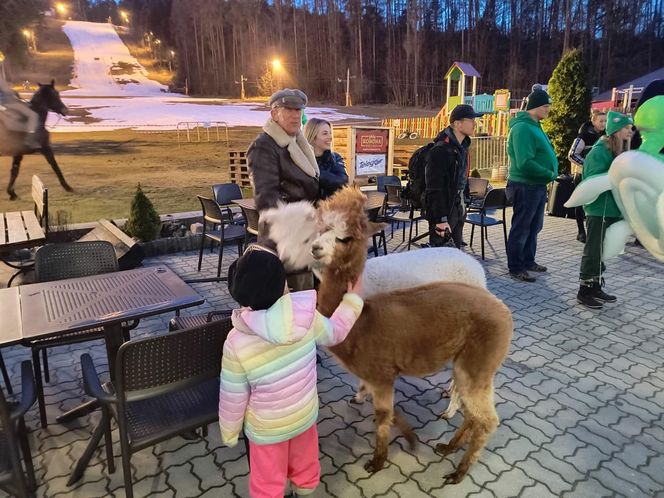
[197, 196, 246, 278]
[211, 183, 245, 225]
[0, 361, 37, 497]
[237, 203, 260, 247]
[78, 319, 249, 498]
[31, 241, 136, 428]
[466, 177, 490, 213]
[465, 187, 508, 260]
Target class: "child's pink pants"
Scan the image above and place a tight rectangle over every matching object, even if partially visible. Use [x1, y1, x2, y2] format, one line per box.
[248, 424, 320, 498]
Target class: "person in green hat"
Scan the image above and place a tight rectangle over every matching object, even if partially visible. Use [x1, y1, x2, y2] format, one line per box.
[505, 84, 558, 282]
[576, 110, 633, 309]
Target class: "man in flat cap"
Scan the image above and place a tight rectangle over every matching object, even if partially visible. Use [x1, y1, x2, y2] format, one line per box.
[248, 88, 319, 215]
[247, 88, 320, 290]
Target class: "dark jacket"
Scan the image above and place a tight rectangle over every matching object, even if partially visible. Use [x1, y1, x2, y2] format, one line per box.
[424, 128, 469, 223]
[247, 132, 320, 212]
[316, 150, 348, 199]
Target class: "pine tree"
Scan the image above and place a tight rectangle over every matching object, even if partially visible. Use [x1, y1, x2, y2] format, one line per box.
[124, 183, 161, 242]
[542, 48, 592, 175]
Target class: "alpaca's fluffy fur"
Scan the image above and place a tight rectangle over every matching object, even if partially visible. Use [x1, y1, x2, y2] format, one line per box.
[260, 201, 318, 272]
[311, 187, 513, 485]
[363, 247, 486, 296]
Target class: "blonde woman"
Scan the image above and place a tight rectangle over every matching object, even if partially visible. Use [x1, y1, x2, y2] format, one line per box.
[568, 110, 607, 243]
[304, 118, 348, 199]
[576, 111, 632, 309]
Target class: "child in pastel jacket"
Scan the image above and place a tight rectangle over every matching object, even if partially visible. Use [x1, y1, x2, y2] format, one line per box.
[219, 244, 364, 498]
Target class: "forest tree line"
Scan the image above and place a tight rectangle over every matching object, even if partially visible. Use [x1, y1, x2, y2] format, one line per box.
[122, 0, 664, 105]
[3, 0, 663, 106]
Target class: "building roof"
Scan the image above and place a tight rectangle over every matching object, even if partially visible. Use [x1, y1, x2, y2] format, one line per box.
[594, 66, 664, 102]
[445, 62, 481, 79]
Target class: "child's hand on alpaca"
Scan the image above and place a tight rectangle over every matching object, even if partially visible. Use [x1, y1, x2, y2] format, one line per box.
[348, 275, 364, 298]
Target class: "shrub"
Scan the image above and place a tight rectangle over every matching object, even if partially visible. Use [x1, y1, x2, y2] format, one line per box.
[542, 48, 592, 175]
[124, 184, 161, 242]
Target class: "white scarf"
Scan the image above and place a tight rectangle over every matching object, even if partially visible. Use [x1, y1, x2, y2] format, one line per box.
[263, 118, 320, 179]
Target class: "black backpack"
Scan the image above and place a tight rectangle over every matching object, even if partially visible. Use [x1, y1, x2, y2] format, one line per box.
[402, 142, 435, 209]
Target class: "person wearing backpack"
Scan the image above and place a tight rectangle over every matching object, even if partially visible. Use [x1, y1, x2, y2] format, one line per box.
[424, 104, 484, 248]
[505, 85, 558, 282]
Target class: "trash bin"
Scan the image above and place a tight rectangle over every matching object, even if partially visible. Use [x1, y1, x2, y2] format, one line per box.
[547, 174, 574, 217]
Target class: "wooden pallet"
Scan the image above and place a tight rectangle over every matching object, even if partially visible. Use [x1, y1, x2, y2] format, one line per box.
[228, 150, 252, 188]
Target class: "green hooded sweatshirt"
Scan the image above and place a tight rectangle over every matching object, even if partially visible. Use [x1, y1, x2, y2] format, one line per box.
[582, 138, 621, 218]
[507, 111, 558, 185]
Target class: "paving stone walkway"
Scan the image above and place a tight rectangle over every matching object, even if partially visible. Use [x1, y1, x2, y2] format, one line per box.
[1, 212, 663, 497]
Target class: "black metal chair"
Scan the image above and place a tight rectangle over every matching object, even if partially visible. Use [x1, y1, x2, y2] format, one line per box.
[0, 361, 37, 498]
[376, 175, 401, 195]
[365, 191, 387, 257]
[465, 187, 508, 260]
[466, 177, 490, 214]
[78, 318, 248, 498]
[211, 183, 245, 225]
[30, 241, 137, 428]
[197, 196, 246, 278]
[0, 355, 12, 395]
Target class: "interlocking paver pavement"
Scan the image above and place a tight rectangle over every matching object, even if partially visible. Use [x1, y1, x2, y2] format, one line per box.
[1, 211, 664, 497]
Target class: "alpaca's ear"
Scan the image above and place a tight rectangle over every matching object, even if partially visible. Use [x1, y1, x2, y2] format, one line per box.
[365, 221, 388, 237]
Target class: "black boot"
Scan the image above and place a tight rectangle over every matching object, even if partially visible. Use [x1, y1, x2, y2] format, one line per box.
[592, 281, 617, 303]
[577, 284, 603, 309]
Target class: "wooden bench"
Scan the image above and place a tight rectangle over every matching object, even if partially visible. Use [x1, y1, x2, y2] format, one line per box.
[0, 175, 48, 285]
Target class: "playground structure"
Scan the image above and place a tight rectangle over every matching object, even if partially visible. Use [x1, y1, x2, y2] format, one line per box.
[381, 62, 515, 139]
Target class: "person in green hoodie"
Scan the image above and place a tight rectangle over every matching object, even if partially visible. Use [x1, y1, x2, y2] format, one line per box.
[576, 111, 633, 309]
[505, 84, 558, 282]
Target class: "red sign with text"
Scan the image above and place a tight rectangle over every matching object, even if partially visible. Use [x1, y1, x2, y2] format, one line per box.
[355, 130, 388, 154]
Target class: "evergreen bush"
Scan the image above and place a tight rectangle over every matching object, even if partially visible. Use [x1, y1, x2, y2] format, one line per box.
[124, 184, 161, 242]
[542, 48, 592, 175]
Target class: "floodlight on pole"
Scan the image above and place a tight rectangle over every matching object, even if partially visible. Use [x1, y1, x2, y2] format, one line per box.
[55, 3, 67, 16]
[272, 59, 283, 72]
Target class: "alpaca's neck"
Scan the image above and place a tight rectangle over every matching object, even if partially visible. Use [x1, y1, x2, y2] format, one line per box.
[317, 266, 351, 317]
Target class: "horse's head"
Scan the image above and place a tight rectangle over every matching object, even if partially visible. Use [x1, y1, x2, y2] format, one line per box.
[34, 80, 68, 116]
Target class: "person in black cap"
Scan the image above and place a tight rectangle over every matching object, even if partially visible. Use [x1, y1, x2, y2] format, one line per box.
[220, 245, 363, 497]
[424, 104, 484, 248]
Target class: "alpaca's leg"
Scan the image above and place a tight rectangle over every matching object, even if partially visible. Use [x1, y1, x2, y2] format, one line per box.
[435, 417, 474, 455]
[393, 410, 417, 449]
[351, 380, 370, 404]
[364, 383, 394, 473]
[443, 381, 498, 485]
[441, 379, 462, 419]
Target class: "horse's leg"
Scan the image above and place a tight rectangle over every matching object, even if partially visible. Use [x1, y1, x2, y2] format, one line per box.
[364, 383, 394, 473]
[8, 155, 22, 200]
[42, 145, 73, 192]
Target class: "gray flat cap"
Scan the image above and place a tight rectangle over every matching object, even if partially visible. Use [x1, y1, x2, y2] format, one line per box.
[269, 88, 308, 109]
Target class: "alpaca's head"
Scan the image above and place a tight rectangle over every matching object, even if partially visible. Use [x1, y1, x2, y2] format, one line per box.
[261, 201, 319, 272]
[311, 187, 385, 279]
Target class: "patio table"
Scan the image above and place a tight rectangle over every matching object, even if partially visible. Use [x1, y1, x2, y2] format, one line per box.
[18, 265, 204, 422]
[0, 287, 22, 347]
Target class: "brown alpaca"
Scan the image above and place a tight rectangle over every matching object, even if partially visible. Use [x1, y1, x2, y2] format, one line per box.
[313, 187, 513, 484]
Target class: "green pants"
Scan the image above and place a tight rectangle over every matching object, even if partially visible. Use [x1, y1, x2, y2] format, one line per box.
[579, 216, 621, 282]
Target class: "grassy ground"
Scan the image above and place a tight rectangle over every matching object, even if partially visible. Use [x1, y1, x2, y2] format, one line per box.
[0, 128, 260, 224]
[6, 18, 74, 92]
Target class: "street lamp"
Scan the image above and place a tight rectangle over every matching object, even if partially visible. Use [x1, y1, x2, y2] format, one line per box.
[119, 10, 129, 25]
[0, 51, 6, 81]
[169, 50, 175, 73]
[22, 29, 36, 52]
[55, 2, 67, 18]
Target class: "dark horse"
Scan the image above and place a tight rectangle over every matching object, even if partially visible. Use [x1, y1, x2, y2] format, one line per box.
[5, 80, 72, 200]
